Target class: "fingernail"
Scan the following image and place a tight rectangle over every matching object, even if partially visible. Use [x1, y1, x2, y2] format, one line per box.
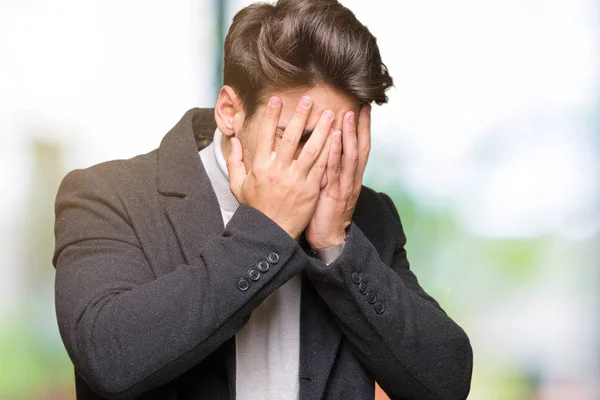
[300, 96, 312, 108]
[334, 130, 342, 140]
[268, 96, 281, 108]
[322, 110, 334, 121]
[347, 112, 354, 124]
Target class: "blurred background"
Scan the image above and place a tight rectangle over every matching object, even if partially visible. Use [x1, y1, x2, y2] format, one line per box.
[0, 0, 598, 399]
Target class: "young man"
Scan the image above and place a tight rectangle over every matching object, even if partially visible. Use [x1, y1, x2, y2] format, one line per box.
[53, 0, 473, 399]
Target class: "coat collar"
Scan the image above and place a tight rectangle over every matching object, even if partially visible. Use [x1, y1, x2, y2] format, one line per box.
[157, 107, 216, 197]
[156, 108, 342, 400]
[156, 108, 225, 263]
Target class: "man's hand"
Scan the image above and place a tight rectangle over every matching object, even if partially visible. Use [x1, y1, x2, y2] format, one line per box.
[227, 95, 334, 240]
[305, 104, 371, 250]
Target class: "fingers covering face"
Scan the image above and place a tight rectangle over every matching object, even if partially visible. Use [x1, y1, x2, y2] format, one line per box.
[254, 96, 282, 168]
[356, 105, 371, 181]
[295, 108, 335, 173]
[252, 95, 369, 185]
[340, 110, 358, 188]
[326, 130, 343, 184]
[275, 96, 314, 166]
[307, 132, 333, 184]
[226, 137, 247, 199]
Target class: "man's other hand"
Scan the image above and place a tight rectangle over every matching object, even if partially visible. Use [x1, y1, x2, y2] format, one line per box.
[305, 104, 371, 250]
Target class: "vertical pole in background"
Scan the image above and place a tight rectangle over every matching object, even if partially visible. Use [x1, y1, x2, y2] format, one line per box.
[214, 0, 227, 98]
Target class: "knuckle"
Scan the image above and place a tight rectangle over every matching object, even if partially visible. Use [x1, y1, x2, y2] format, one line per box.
[314, 160, 327, 170]
[259, 128, 271, 138]
[304, 147, 318, 159]
[294, 107, 308, 119]
[283, 134, 297, 145]
[345, 151, 359, 164]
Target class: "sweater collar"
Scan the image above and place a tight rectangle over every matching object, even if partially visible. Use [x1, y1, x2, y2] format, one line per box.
[199, 128, 239, 213]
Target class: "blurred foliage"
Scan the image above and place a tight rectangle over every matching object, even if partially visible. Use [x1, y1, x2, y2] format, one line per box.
[0, 318, 74, 400]
[0, 140, 74, 400]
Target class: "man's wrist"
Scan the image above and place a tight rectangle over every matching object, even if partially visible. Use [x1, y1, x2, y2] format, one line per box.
[311, 242, 346, 265]
[309, 224, 351, 250]
[309, 225, 351, 265]
[310, 236, 344, 251]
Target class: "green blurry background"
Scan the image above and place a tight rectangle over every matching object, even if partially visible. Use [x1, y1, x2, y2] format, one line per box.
[1, 0, 598, 399]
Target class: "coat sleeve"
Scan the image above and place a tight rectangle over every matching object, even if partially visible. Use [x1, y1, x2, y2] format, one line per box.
[53, 168, 307, 399]
[304, 192, 473, 400]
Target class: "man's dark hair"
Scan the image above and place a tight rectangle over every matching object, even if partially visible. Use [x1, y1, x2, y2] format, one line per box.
[223, 0, 394, 120]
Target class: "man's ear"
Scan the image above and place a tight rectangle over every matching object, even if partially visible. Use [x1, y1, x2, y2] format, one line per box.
[215, 85, 244, 137]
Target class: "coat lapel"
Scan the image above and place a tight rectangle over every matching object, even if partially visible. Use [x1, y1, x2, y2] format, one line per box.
[163, 194, 223, 264]
[157, 108, 224, 263]
[156, 108, 239, 396]
[299, 271, 342, 400]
